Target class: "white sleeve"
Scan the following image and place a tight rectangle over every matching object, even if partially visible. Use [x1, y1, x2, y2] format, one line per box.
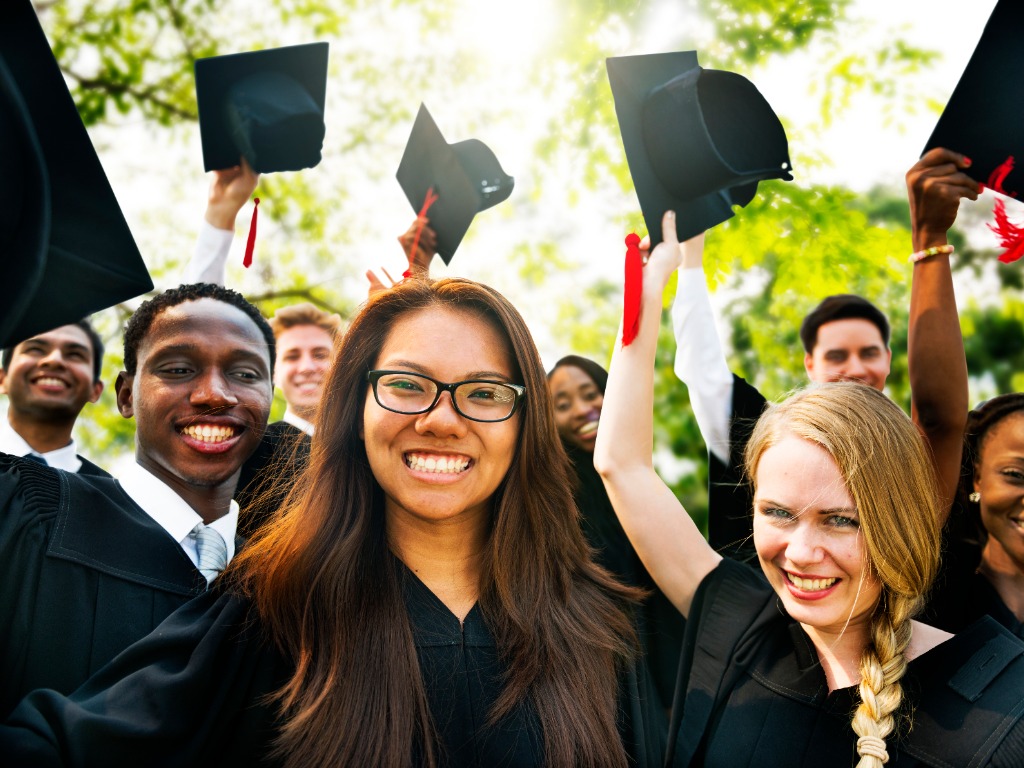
[671, 267, 734, 466]
[183, 220, 233, 286]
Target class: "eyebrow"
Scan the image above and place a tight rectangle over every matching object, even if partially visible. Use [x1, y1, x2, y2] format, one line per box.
[380, 360, 513, 381]
[148, 344, 270, 365]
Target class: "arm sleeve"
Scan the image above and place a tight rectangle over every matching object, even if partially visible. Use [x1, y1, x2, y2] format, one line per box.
[183, 221, 233, 286]
[0, 590, 284, 768]
[671, 268, 734, 466]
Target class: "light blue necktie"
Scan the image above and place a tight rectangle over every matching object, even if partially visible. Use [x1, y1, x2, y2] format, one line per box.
[191, 523, 228, 586]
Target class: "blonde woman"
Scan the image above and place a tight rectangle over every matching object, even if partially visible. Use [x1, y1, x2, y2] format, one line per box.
[595, 210, 1024, 767]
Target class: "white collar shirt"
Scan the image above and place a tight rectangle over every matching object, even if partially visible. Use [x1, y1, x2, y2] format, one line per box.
[0, 419, 82, 473]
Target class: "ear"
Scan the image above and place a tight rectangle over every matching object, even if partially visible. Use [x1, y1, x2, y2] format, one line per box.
[0, 369, 7, 396]
[803, 352, 815, 379]
[114, 372, 134, 418]
[88, 379, 104, 404]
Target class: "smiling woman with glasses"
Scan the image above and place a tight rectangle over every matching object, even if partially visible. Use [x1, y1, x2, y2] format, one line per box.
[3, 277, 664, 768]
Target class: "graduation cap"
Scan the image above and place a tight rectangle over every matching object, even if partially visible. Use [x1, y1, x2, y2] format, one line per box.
[607, 50, 793, 248]
[195, 42, 329, 174]
[396, 104, 515, 264]
[923, 0, 1024, 198]
[0, 0, 153, 350]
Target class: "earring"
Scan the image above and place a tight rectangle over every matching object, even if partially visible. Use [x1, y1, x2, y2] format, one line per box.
[969, 491, 981, 503]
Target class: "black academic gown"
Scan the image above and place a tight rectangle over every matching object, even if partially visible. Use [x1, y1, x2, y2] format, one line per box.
[0, 455, 230, 718]
[706, 374, 765, 562]
[234, 421, 310, 539]
[565, 443, 684, 713]
[1, 558, 666, 767]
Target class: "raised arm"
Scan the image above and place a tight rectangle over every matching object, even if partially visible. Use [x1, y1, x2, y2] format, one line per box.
[670, 231, 734, 466]
[594, 211, 721, 617]
[906, 147, 978, 517]
[184, 158, 259, 285]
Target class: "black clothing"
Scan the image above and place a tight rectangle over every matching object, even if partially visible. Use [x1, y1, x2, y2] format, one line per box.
[668, 558, 1024, 767]
[2, 559, 665, 767]
[706, 374, 763, 563]
[235, 421, 310, 538]
[75, 455, 110, 477]
[566, 443, 684, 712]
[0, 456, 222, 718]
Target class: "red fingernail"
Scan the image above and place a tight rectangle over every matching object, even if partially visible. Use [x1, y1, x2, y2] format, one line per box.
[963, 156, 972, 166]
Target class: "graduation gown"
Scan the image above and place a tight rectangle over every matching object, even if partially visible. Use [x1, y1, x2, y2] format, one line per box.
[0, 455, 220, 718]
[668, 559, 1024, 767]
[2, 559, 666, 767]
[234, 421, 310, 539]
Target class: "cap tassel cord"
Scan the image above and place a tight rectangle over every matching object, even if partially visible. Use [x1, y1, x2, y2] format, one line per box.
[989, 198, 1024, 264]
[403, 187, 439, 279]
[622, 233, 642, 347]
[243, 197, 260, 268]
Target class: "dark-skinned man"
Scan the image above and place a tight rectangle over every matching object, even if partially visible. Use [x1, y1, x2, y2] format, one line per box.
[0, 283, 274, 717]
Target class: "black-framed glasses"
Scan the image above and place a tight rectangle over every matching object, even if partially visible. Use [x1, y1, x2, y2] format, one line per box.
[367, 370, 526, 423]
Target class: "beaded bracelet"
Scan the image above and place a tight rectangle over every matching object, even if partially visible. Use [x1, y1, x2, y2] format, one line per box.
[909, 244, 954, 263]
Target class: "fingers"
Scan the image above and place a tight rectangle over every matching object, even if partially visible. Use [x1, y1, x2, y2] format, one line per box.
[660, 210, 678, 248]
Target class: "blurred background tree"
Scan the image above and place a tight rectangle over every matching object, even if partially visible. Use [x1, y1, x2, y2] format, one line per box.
[28, 0, 1018, 530]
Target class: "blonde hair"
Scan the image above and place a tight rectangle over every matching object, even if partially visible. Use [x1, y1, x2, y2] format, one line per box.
[744, 383, 941, 767]
[268, 302, 343, 341]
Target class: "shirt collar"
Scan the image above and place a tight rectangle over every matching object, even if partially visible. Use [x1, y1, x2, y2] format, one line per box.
[0, 419, 82, 472]
[282, 407, 315, 435]
[117, 461, 238, 560]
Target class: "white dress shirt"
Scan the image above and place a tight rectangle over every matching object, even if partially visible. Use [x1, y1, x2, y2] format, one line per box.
[117, 461, 238, 568]
[282, 408, 314, 436]
[0, 420, 83, 473]
[184, 220, 233, 285]
[671, 267, 735, 466]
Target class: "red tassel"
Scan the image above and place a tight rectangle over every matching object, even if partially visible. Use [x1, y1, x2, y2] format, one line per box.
[988, 198, 1024, 264]
[403, 187, 439, 279]
[622, 233, 642, 347]
[987, 156, 1017, 197]
[243, 197, 259, 269]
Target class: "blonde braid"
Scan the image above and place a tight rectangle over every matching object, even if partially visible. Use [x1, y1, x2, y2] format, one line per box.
[851, 595, 920, 767]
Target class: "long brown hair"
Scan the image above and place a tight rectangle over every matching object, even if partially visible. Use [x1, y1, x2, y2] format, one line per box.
[745, 383, 941, 768]
[228, 278, 640, 767]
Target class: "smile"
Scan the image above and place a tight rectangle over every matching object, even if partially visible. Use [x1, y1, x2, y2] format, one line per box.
[33, 376, 68, 389]
[577, 420, 598, 437]
[181, 424, 238, 443]
[405, 452, 470, 474]
[785, 572, 838, 592]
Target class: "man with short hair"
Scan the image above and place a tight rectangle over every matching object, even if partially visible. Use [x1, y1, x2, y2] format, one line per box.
[0, 283, 274, 717]
[0, 320, 107, 474]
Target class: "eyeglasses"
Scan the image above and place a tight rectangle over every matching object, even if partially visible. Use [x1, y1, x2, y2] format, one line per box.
[367, 370, 525, 423]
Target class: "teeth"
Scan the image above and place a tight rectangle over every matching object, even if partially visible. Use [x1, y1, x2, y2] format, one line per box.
[181, 424, 237, 443]
[405, 453, 470, 474]
[578, 420, 598, 436]
[35, 377, 66, 387]
[786, 573, 837, 592]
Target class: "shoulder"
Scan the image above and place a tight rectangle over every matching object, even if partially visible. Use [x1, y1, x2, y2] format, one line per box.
[75, 456, 112, 478]
[901, 617, 1024, 765]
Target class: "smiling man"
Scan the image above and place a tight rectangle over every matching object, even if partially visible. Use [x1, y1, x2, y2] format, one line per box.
[0, 283, 274, 717]
[0, 320, 107, 474]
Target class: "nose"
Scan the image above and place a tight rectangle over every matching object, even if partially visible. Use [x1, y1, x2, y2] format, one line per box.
[784, 522, 825, 566]
[38, 348, 66, 368]
[415, 390, 468, 439]
[297, 352, 318, 374]
[842, 355, 868, 381]
[190, 369, 239, 409]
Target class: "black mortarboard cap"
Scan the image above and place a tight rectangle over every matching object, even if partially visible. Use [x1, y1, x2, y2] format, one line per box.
[0, 1, 153, 349]
[607, 51, 793, 247]
[396, 104, 515, 264]
[923, 0, 1024, 197]
[195, 42, 329, 174]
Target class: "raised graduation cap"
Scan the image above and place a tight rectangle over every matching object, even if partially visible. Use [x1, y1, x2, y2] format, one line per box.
[195, 42, 329, 174]
[923, 0, 1024, 197]
[396, 104, 515, 265]
[0, 0, 153, 350]
[607, 50, 793, 247]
